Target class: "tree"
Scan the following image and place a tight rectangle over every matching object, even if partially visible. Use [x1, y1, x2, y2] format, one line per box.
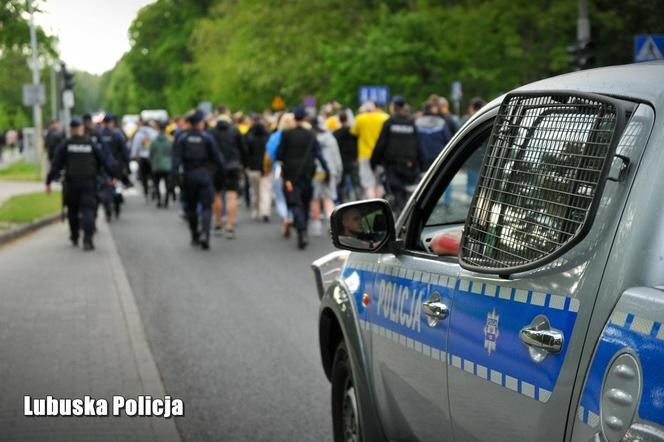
[0, 0, 57, 129]
[99, 0, 664, 115]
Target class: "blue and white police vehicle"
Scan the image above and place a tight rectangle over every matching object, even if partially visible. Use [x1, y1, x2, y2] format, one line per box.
[312, 62, 664, 442]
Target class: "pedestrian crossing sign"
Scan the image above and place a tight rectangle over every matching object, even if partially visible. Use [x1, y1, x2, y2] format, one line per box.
[634, 35, 664, 63]
[272, 96, 286, 111]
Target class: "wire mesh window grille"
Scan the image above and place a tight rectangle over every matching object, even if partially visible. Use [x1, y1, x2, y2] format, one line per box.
[460, 92, 625, 274]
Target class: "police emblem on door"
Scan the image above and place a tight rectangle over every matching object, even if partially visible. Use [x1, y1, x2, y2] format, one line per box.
[484, 308, 500, 355]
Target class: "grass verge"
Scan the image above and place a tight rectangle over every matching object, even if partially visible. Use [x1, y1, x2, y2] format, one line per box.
[0, 160, 42, 181]
[0, 191, 62, 224]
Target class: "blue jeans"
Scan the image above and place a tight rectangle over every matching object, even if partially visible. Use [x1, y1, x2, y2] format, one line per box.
[273, 165, 291, 221]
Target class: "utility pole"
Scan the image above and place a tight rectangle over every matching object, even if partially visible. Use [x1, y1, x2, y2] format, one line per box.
[27, 0, 45, 174]
[578, 0, 590, 44]
[568, 0, 595, 70]
[60, 63, 75, 138]
[50, 64, 59, 121]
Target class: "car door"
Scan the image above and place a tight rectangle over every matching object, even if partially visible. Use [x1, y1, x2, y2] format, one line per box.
[446, 92, 644, 441]
[367, 114, 495, 442]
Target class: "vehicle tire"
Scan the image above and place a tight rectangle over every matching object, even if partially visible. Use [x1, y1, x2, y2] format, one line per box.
[332, 341, 361, 442]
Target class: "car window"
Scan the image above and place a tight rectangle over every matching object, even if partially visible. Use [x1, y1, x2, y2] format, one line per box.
[404, 123, 493, 256]
[424, 141, 488, 227]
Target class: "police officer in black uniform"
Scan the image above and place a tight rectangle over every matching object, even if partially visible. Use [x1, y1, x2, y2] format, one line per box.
[277, 107, 330, 250]
[83, 113, 100, 144]
[46, 118, 116, 251]
[370, 96, 423, 212]
[81, 112, 115, 221]
[100, 113, 130, 183]
[100, 113, 130, 218]
[172, 111, 225, 250]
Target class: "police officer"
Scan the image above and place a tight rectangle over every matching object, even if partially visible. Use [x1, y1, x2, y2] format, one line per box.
[370, 96, 423, 212]
[100, 113, 130, 218]
[83, 113, 100, 144]
[277, 107, 330, 250]
[100, 113, 130, 184]
[44, 119, 65, 164]
[82, 112, 114, 221]
[46, 118, 116, 251]
[172, 111, 225, 250]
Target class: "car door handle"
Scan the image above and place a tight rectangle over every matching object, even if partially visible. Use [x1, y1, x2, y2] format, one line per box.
[519, 315, 564, 363]
[422, 300, 449, 321]
[519, 327, 563, 352]
[519, 314, 564, 355]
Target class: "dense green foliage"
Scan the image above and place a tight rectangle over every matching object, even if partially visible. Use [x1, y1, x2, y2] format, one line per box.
[0, 0, 57, 129]
[99, 0, 211, 116]
[73, 71, 103, 115]
[96, 0, 664, 116]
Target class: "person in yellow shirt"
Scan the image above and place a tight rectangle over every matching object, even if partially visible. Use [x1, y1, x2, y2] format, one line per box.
[234, 111, 250, 135]
[350, 101, 389, 198]
[321, 103, 341, 131]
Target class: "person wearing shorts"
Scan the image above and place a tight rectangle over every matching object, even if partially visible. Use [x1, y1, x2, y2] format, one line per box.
[350, 101, 389, 199]
[209, 117, 245, 239]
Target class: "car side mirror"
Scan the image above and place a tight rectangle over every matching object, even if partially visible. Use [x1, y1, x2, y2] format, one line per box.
[330, 199, 396, 253]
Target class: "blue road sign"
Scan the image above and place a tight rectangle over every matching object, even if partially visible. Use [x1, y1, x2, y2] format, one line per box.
[634, 35, 664, 63]
[358, 86, 390, 106]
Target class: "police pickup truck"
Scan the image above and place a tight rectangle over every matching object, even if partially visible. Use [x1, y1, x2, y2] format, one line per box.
[312, 62, 664, 442]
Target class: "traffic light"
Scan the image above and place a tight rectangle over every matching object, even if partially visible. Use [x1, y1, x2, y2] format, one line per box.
[60, 63, 75, 90]
[567, 40, 596, 70]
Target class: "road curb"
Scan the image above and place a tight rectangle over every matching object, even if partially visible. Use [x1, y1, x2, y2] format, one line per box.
[0, 213, 61, 247]
[100, 220, 182, 442]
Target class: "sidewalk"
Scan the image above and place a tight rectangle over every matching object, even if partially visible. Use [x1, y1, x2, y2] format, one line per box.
[0, 219, 180, 441]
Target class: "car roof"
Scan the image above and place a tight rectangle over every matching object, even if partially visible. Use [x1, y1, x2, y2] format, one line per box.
[516, 61, 664, 107]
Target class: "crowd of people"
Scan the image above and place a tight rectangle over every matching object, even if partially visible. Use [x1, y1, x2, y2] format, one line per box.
[44, 94, 486, 252]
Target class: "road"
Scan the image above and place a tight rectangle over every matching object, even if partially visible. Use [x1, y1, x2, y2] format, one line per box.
[108, 192, 335, 442]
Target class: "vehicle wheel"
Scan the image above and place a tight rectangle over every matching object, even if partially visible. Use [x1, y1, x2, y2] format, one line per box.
[332, 341, 361, 442]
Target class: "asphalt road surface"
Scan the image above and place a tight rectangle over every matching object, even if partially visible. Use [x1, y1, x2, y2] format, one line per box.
[109, 192, 335, 442]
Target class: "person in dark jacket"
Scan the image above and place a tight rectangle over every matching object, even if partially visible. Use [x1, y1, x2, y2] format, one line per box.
[99, 113, 130, 186]
[245, 117, 271, 221]
[172, 111, 225, 250]
[333, 110, 362, 203]
[208, 117, 246, 239]
[46, 118, 116, 251]
[277, 107, 330, 250]
[371, 96, 423, 212]
[99, 113, 130, 218]
[44, 119, 65, 163]
[83, 113, 100, 144]
[416, 103, 452, 170]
